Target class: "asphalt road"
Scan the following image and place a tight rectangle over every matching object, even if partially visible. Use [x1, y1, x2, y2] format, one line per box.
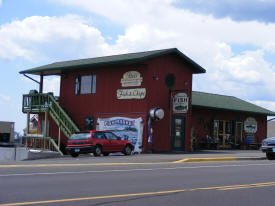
[1, 157, 275, 206]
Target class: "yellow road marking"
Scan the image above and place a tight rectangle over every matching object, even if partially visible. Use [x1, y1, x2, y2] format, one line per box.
[1, 181, 275, 206]
[173, 157, 237, 163]
[0, 157, 240, 168]
[217, 182, 275, 190]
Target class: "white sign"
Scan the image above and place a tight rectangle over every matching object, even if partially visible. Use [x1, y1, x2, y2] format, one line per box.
[97, 117, 144, 153]
[173, 93, 189, 113]
[121, 71, 143, 87]
[244, 117, 257, 133]
[117, 88, 146, 99]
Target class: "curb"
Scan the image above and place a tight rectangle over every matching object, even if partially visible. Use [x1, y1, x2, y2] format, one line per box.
[173, 157, 266, 163]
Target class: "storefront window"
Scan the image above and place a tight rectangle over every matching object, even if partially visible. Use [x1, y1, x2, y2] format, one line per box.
[75, 75, 97, 95]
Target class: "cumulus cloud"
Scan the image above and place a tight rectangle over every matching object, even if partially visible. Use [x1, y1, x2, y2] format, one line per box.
[43, 77, 60, 96]
[0, 93, 10, 102]
[0, 15, 109, 61]
[251, 100, 275, 113]
[2, 0, 275, 106]
[21, 75, 60, 96]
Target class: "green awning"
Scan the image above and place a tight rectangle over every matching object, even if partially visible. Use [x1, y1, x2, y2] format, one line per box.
[192, 91, 275, 116]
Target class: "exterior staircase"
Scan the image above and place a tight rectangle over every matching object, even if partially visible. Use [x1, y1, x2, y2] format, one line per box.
[22, 93, 80, 154]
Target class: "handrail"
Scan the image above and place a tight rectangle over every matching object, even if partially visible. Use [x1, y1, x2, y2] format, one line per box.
[22, 93, 79, 138]
[47, 94, 79, 133]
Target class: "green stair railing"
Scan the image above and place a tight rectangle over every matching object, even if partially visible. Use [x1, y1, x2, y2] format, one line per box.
[22, 93, 79, 138]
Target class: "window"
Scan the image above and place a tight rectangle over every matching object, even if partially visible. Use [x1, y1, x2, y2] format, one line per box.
[104, 132, 118, 140]
[93, 132, 105, 139]
[75, 75, 96, 95]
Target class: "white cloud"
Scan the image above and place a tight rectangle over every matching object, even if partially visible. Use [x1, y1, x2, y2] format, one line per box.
[43, 77, 60, 96]
[1, 1, 275, 107]
[251, 100, 275, 113]
[0, 15, 109, 60]
[0, 93, 10, 102]
[21, 75, 60, 96]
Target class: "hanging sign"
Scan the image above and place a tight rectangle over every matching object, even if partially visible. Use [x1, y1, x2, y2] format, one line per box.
[117, 88, 146, 99]
[97, 117, 144, 153]
[244, 117, 257, 133]
[173, 93, 189, 113]
[121, 71, 143, 87]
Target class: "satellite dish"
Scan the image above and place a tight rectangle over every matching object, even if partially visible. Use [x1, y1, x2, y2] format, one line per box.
[165, 73, 176, 89]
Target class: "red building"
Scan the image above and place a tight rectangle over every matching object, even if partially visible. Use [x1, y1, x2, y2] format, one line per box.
[20, 48, 275, 154]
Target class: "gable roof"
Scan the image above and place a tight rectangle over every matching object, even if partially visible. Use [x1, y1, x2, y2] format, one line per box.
[19, 48, 206, 75]
[192, 91, 275, 116]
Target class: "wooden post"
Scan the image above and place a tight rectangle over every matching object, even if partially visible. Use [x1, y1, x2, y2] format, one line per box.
[26, 112, 30, 135]
[44, 111, 48, 149]
[44, 111, 48, 137]
[39, 75, 43, 93]
[58, 126, 61, 149]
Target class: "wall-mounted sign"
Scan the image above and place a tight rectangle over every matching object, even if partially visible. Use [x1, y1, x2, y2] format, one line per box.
[173, 93, 189, 113]
[117, 88, 146, 99]
[97, 117, 144, 153]
[244, 117, 257, 133]
[121, 71, 143, 87]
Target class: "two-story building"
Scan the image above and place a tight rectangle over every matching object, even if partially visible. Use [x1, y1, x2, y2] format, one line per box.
[20, 48, 275, 154]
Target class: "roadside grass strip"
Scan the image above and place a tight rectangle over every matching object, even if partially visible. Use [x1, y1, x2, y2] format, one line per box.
[1, 181, 275, 206]
[173, 157, 237, 163]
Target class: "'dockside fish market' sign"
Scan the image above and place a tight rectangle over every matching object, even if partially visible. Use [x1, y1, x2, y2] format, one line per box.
[117, 88, 146, 99]
[121, 71, 143, 87]
[173, 93, 189, 113]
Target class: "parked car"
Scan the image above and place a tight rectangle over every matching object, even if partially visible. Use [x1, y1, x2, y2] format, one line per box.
[66, 131, 134, 157]
[261, 137, 275, 160]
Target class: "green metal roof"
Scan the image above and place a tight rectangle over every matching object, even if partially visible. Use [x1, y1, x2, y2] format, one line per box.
[19, 48, 206, 75]
[192, 91, 275, 116]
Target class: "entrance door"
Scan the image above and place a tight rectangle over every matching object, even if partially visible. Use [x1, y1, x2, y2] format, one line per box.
[218, 120, 233, 148]
[235, 122, 243, 146]
[171, 116, 185, 151]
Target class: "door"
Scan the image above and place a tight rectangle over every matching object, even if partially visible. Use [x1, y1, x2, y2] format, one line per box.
[171, 116, 185, 151]
[235, 122, 243, 145]
[104, 132, 123, 151]
[218, 120, 233, 148]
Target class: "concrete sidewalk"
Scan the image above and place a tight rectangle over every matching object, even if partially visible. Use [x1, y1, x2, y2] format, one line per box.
[138, 150, 267, 163]
[0, 149, 267, 165]
[169, 150, 267, 163]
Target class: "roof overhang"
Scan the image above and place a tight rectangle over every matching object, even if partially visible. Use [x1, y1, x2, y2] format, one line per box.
[19, 48, 206, 76]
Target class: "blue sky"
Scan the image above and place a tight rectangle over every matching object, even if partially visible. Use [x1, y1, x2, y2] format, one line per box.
[1, 0, 275, 133]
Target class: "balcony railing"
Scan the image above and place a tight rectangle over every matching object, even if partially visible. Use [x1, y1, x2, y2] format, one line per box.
[22, 93, 79, 138]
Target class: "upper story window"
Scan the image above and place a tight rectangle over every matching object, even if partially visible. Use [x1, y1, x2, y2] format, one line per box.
[75, 75, 96, 95]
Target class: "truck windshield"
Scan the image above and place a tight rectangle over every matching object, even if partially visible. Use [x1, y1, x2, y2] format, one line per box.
[69, 133, 90, 140]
